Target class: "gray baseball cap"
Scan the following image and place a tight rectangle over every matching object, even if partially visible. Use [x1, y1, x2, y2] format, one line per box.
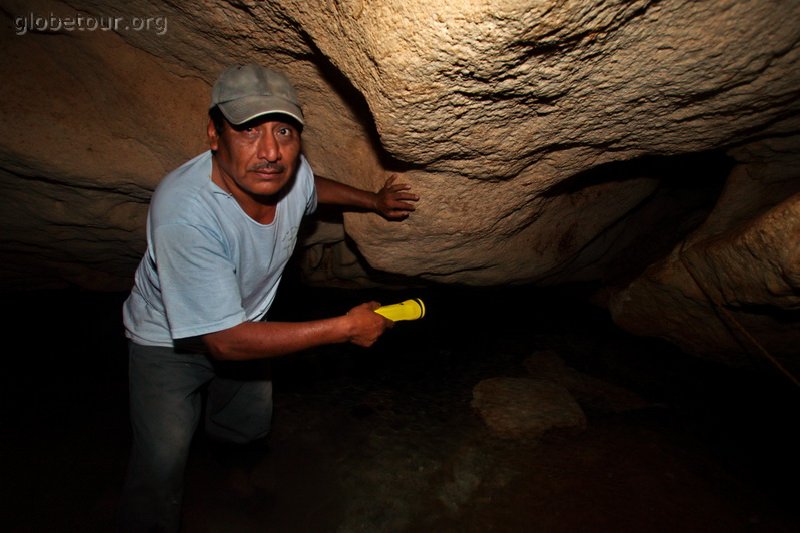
[210, 64, 305, 126]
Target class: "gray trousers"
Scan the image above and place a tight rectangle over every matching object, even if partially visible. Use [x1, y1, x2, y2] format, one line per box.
[117, 342, 272, 532]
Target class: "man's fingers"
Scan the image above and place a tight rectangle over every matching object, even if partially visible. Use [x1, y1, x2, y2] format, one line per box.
[387, 190, 419, 202]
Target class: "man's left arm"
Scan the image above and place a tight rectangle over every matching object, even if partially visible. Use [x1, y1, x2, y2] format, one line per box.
[314, 174, 419, 220]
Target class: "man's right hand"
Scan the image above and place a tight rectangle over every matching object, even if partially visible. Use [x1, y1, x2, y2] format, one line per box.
[345, 301, 393, 347]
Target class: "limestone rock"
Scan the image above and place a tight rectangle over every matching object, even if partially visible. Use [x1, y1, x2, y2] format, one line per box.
[2, 0, 800, 368]
[471, 377, 587, 439]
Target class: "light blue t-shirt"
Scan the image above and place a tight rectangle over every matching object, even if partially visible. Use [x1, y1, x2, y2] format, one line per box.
[123, 150, 318, 347]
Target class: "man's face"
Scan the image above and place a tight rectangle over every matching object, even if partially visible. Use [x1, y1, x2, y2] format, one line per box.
[209, 114, 302, 198]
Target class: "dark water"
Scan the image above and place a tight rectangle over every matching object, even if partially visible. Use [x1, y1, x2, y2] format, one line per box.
[2, 282, 798, 532]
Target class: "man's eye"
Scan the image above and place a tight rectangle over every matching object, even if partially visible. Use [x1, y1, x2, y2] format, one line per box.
[278, 127, 292, 136]
[238, 127, 261, 139]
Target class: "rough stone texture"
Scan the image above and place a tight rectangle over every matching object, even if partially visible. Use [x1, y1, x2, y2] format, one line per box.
[2, 1, 800, 369]
[471, 377, 587, 439]
[609, 140, 800, 373]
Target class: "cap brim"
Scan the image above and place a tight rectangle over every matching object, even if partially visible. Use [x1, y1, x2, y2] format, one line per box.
[218, 95, 305, 126]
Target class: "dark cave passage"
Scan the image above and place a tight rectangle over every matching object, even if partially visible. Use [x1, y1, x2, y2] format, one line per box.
[1, 281, 798, 532]
[541, 149, 733, 287]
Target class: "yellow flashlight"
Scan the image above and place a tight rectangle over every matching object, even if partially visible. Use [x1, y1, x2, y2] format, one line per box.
[374, 298, 426, 322]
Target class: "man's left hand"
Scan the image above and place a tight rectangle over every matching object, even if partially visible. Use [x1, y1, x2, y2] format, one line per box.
[375, 175, 419, 220]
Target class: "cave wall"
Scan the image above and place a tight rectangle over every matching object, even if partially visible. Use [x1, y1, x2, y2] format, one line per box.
[2, 0, 799, 371]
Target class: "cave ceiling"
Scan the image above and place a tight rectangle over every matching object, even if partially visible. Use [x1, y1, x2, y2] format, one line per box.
[2, 0, 799, 374]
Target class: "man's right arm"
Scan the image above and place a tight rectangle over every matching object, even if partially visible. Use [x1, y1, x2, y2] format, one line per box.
[201, 301, 392, 361]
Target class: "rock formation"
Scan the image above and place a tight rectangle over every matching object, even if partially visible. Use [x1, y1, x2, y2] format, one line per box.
[2, 0, 799, 374]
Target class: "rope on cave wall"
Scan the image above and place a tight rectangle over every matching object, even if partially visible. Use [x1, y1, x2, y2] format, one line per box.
[679, 247, 799, 388]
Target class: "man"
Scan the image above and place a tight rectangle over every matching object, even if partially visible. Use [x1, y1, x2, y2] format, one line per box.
[118, 64, 418, 531]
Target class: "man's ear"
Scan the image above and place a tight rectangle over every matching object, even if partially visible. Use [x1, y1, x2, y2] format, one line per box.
[207, 118, 219, 151]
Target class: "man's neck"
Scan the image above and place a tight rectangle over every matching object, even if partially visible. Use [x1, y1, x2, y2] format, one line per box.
[211, 157, 277, 224]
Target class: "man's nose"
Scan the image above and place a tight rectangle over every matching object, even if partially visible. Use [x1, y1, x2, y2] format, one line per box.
[257, 130, 280, 161]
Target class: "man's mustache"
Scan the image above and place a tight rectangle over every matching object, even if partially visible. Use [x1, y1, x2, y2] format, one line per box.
[249, 162, 285, 172]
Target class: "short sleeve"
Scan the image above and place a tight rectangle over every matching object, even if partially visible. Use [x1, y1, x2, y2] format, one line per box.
[153, 222, 247, 339]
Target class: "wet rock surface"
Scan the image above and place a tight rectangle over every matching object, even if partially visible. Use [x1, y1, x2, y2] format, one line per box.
[2, 283, 798, 532]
